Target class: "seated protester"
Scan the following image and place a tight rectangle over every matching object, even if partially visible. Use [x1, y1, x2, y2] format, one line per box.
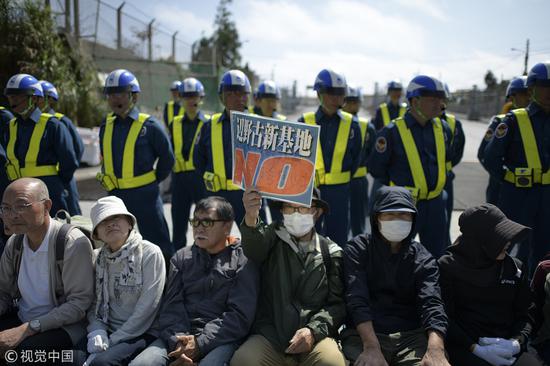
[231, 188, 346, 366]
[530, 256, 550, 364]
[132, 196, 259, 366]
[0, 178, 94, 364]
[438, 203, 541, 366]
[82, 196, 166, 366]
[342, 186, 450, 366]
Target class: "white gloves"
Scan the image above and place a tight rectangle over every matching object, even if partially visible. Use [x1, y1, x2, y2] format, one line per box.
[479, 337, 521, 356]
[472, 344, 516, 366]
[87, 329, 110, 354]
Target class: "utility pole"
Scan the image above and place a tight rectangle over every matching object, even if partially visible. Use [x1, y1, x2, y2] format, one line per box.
[73, 0, 79, 39]
[117, 2, 125, 50]
[148, 19, 155, 61]
[172, 31, 178, 62]
[523, 38, 530, 76]
[64, 0, 71, 33]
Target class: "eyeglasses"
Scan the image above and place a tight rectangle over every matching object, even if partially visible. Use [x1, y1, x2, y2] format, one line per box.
[281, 205, 316, 215]
[0, 199, 46, 216]
[189, 218, 228, 228]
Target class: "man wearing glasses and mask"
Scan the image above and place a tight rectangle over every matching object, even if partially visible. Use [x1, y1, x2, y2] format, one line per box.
[132, 196, 259, 366]
[231, 187, 346, 366]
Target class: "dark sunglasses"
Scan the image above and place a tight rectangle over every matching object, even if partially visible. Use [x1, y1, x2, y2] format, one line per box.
[189, 218, 228, 228]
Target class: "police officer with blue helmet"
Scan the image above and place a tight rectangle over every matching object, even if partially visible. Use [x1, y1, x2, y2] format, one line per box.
[194, 69, 251, 224]
[372, 80, 408, 132]
[163, 80, 183, 127]
[2, 74, 78, 215]
[477, 76, 530, 205]
[170, 77, 210, 249]
[37, 80, 84, 216]
[342, 85, 376, 236]
[485, 62, 550, 273]
[437, 83, 465, 244]
[97, 69, 175, 260]
[254, 80, 286, 121]
[297, 69, 362, 246]
[368, 75, 452, 258]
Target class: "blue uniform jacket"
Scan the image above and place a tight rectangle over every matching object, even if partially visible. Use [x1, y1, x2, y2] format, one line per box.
[358, 119, 376, 172]
[47, 108, 84, 162]
[372, 101, 405, 131]
[0, 108, 78, 184]
[169, 111, 209, 161]
[367, 111, 452, 189]
[477, 115, 502, 171]
[194, 110, 234, 179]
[297, 107, 363, 176]
[98, 107, 175, 183]
[163, 101, 183, 126]
[485, 103, 550, 180]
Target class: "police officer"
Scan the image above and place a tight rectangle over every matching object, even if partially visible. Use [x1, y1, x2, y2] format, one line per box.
[372, 80, 408, 132]
[484, 62, 550, 272]
[2, 74, 78, 215]
[298, 69, 362, 246]
[97, 69, 175, 260]
[478, 76, 529, 205]
[342, 85, 375, 236]
[254, 80, 287, 222]
[368, 75, 451, 258]
[170, 77, 210, 249]
[194, 69, 251, 224]
[163, 80, 183, 127]
[438, 83, 465, 242]
[38, 80, 84, 216]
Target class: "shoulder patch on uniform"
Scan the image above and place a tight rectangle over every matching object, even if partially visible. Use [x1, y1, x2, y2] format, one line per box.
[140, 126, 147, 137]
[495, 123, 508, 139]
[375, 136, 387, 153]
[484, 128, 494, 141]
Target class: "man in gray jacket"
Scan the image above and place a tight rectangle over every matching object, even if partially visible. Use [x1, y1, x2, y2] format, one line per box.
[132, 196, 259, 366]
[0, 178, 94, 363]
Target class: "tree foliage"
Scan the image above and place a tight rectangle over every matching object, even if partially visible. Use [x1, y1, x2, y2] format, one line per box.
[0, 0, 106, 127]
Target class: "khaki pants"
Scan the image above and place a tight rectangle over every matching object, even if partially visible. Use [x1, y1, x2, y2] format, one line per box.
[230, 334, 346, 366]
[341, 327, 427, 366]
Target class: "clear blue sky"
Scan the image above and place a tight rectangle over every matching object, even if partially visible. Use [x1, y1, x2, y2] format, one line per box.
[94, 0, 550, 95]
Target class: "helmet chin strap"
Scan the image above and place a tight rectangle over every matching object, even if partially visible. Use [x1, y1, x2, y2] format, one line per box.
[19, 97, 34, 117]
[414, 98, 428, 121]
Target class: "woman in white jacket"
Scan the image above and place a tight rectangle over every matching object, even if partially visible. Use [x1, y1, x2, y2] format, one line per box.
[84, 196, 166, 366]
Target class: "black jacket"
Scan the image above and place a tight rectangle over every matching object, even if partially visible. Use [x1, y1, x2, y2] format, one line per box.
[157, 242, 259, 355]
[344, 186, 448, 335]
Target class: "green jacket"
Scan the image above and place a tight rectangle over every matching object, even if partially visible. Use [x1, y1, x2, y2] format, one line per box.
[240, 220, 346, 352]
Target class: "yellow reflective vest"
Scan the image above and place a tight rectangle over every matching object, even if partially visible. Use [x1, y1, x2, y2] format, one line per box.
[503, 108, 550, 186]
[97, 113, 156, 191]
[202, 113, 241, 192]
[6, 113, 59, 180]
[391, 117, 447, 201]
[172, 112, 210, 173]
[167, 101, 184, 126]
[304, 111, 353, 186]
[380, 102, 407, 126]
[353, 117, 369, 178]
[435, 114, 456, 172]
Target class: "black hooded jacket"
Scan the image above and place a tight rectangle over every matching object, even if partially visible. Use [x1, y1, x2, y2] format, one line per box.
[344, 186, 448, 335]
[438, 204, 533, 350]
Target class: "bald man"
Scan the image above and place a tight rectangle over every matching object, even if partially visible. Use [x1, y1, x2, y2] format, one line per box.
[0, 178, 94, 362]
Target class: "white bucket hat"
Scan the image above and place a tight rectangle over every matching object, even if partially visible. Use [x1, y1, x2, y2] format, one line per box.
[90, 196, 136, 239]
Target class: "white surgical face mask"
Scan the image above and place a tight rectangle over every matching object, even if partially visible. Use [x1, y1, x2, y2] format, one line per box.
[378, 219, 412, 243]
[283, 213, 315, 237]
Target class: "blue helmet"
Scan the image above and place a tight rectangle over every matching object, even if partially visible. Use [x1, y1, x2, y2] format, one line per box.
[313, 69, 347, 95]
[218, 70, 251, 94]
[104, 69, 140, 94]
[256, 80, 281, 99]
[4, 74, 43, 97]
[179, 78, 205, 97]
[387, 80, 403, 92]
[406, 75, 446, 99]
[345, 85, 362, 100]
[39, 80, 59, 100]
[170, 80, 182, 91]
[506, 76, 528, 98]
[526, 62, 550, 87]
